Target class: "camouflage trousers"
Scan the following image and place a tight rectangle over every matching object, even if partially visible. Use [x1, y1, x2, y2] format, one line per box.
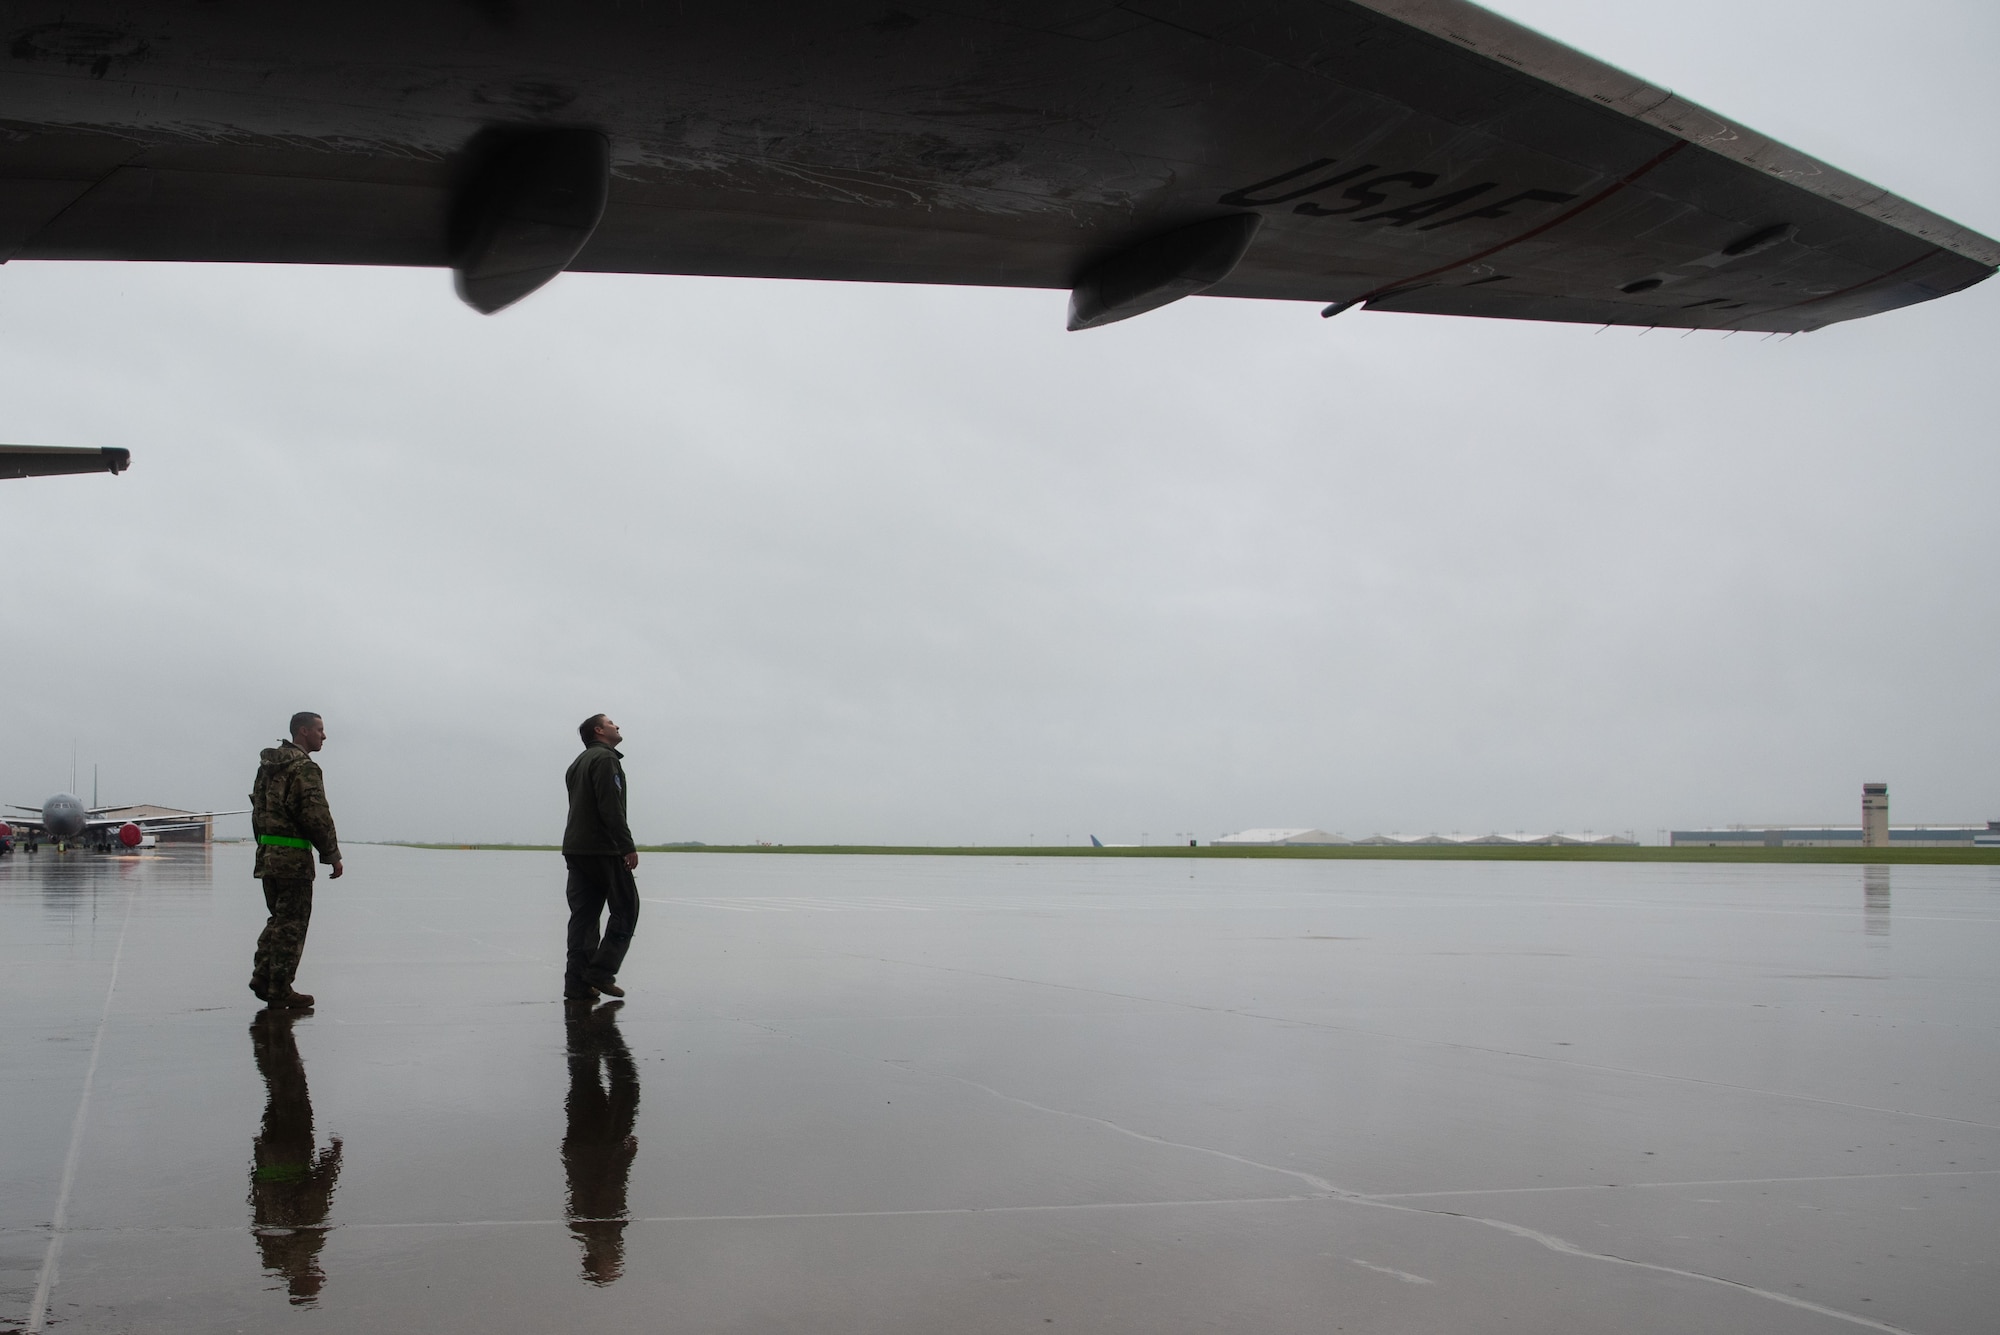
[252, 877, 315, 996]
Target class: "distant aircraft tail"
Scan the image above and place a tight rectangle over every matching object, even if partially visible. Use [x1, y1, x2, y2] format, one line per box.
[1090, 835, 1103, 847]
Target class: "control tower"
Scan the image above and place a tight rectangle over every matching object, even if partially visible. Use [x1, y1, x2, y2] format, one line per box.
[1862, 783, 1890, 848]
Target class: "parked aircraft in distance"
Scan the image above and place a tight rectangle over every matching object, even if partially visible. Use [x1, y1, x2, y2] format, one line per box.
[2, 794, 246, 853]
[1089, 836, 1138, 849]
[0, 2, 1990, 333]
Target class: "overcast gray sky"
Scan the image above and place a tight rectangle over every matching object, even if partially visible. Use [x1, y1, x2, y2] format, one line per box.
[3, 0, 1995, 846]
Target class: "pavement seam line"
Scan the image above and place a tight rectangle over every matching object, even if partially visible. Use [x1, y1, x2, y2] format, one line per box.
[720, 998, 1925, 1335]
[25, 883, 140, 1335]
[1368, 1201, 1919, 1335]
[944, 1070, 1922, 1335]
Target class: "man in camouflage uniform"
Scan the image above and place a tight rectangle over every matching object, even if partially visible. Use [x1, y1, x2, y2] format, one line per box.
[250, 711, 343, 1007]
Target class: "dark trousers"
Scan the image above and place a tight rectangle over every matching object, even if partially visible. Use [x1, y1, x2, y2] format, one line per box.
[252, 877, 315, 995]
[564, 855, 639, 993]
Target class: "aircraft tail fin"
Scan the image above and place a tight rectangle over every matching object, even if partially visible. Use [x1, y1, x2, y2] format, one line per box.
[1089, 835, 1104, 847]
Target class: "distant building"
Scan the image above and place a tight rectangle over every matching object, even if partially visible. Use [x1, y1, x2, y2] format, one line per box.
[1354, 832, 1636, 847]
[1214, 828, 1347, 846]
[1214, 828, 1636, 847]
[1674, 781, 1994, 849]
[1671, 825, 1989, 849]
[97, 805, 213, 844]
[1862, 782, 1890, 848]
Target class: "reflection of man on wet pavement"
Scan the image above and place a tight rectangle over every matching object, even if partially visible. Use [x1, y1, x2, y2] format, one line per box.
[248, 1008, 342, 1304]
[563, 999, 640, 1285]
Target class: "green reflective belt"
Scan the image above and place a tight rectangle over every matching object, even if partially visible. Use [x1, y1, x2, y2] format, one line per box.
[258, 834, 311, 850]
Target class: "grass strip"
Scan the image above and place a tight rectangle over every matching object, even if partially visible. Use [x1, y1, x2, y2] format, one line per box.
[385, 842, 2000, 865]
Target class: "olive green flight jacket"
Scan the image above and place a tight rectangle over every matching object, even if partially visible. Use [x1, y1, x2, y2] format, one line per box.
[251, 741, 342, 878]
[564, 743, 635, 856]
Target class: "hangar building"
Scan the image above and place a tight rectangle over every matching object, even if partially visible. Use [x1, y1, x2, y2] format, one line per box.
[1214, 829, 1347, 846]
[97, 805, 214, 844]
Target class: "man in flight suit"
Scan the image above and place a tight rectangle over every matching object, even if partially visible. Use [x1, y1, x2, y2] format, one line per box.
[563, 714, 639, 1001]
[250, 711, 343, 1007]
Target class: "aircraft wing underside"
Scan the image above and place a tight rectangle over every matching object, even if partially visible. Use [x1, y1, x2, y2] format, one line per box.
[85, 809, 249, 827]
[1, 444, 131, 478]
[0, 0, 1992, 332]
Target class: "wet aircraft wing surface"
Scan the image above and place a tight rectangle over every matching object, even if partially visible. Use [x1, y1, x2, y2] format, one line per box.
[0, 1, 1993, 331]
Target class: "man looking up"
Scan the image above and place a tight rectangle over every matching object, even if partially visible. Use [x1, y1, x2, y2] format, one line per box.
[250, 711, 343, 1008]
[564, 714, 639, 1002]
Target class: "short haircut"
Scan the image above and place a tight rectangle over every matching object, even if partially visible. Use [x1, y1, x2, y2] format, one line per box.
[289, 711, 322, 738]
[579, 713, 608, 746]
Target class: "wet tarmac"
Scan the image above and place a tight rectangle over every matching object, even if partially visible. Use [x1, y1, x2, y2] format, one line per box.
[3, 844, 1996, 1334]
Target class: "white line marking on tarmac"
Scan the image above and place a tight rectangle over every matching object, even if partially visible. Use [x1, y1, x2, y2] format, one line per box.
[936, 1070, 1921, 1333]
[25, 885, 139, 1335]
[1399, 1204, 1920, 1334]
[716, 1002, 1927, 1335]
[1350, 1258, 1435, 1284]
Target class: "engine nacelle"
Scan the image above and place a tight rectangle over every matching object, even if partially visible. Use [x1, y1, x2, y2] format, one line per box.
[118, 823, 144, 848]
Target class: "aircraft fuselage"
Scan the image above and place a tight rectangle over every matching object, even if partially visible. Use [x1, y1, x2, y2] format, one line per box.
[40, 793, 86, 839]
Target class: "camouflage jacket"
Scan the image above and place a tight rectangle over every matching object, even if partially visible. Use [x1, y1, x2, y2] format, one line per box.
[251, 741, 341, 878]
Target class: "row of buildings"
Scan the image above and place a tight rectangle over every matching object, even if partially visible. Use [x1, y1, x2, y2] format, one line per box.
[1672, 782, 2000, 848]
[1215, 828, 1637, 847]
[1216, 787, 2000, 850]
